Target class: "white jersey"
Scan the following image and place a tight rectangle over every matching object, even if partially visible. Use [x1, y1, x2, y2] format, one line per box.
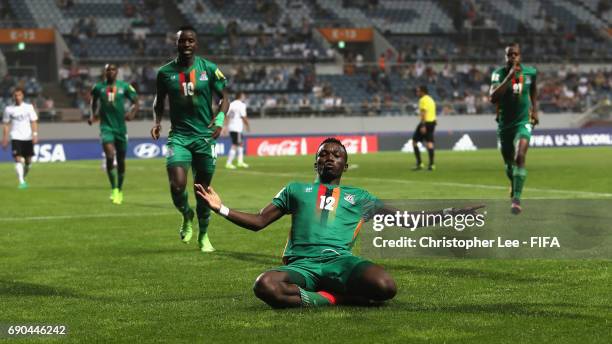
[227, 99, 247, 133]
[3, 102, 38, 141]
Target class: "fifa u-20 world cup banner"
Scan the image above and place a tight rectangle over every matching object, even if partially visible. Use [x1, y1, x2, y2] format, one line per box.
[246, 135, 378, 157]
[378, 127, 612, 152]
[0, 137, 232, 163]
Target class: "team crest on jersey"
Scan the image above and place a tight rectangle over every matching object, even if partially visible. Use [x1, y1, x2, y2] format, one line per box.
[171, 75, 177, 80]
[118, 89, 124, 94]
[305, 186, 313, 193]
[199, 72, 208, 81]
[344, 193, 356, 205]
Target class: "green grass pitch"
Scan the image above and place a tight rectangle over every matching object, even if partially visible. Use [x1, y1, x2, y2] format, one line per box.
[1, 147, 611, 343]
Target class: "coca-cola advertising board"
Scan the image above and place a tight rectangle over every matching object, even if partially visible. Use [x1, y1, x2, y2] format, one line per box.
[247, 136, 378, 156]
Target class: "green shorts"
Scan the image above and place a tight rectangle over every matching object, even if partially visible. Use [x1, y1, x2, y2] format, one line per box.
[271, 254, 374, 292]
[100, 128, 128, 151]
[165, 134, 217, 173]
[498, 123, 532, 161]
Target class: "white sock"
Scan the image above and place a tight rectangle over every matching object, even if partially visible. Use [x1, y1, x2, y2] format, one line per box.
[237, 146, 244, 164]
[227, 147, 236, 165]
[15, 162, 25, 183]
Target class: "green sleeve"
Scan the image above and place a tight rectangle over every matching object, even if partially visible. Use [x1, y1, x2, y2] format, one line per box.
[360, 190, 383, 222]
[271, 183, 293, 214]
[90, 83, 98, 97]
[490, 69, 501, 88]
[209, 62, 227, 94]
[156, 70, 167, 95]
[126, 83, 138, 101]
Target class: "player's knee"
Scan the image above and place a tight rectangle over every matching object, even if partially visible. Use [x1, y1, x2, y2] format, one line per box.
[253, 273, 282, 305]
[372, 276, 397, 301]
[169, 183, 185, 195]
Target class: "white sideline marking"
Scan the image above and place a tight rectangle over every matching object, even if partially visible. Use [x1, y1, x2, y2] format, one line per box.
[229, 170, 612, 198]
[0, 212, 176, 222]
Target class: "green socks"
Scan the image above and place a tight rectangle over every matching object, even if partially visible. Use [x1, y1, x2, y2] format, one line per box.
[118, 172, 125, 190]
[107, 169, 117, 189]
[298, 287, 335, 307]
[512, 166, 527, 200]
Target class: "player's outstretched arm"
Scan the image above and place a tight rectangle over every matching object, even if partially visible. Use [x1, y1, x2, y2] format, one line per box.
[195, 184, 284, 231]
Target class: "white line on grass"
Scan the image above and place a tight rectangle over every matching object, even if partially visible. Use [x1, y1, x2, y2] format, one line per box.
[0, 212, 176, 222]
[229, 170, 612, 198]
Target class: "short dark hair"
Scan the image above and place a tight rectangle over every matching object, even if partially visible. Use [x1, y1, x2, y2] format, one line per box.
[177, 25, 197, 35]
[418, 85, 428, 94]
[318, 137, 348, 162]
[13, 87, 24, 95]
[506, 42, 520, 49]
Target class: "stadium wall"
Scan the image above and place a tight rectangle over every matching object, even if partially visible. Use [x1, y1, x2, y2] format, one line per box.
[37, 114, 581, 140]
[1, 128, 610, 163]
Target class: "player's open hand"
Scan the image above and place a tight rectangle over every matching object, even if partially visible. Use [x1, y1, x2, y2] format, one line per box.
[194, 184, 222, 212]
[87, 117, 93, 126]
[530, 109, 539, 127]
[150, 124, 161, 140]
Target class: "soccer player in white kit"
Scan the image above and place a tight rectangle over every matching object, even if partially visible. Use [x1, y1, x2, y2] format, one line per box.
[225, 92, 250, 169]
[2, 88, 39, 189]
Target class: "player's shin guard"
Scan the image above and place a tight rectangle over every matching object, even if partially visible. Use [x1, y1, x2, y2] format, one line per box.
[237, 146, 244, 164]
[505, 163, 513, 182]
[298, 287, 335, 307]
[15, 161, 25, 183]
[196, 200, 211, 236]
[171, 190, 191, 216]
[512, 167, 527, 200]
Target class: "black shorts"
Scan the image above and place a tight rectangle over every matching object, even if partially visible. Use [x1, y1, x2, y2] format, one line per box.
[11, 140, 34, 158]
[412, 121, 436, 143]
[230, 131, 243, 145]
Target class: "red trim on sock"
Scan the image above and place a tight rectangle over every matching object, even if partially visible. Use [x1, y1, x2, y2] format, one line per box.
[317, 291, 337, 305]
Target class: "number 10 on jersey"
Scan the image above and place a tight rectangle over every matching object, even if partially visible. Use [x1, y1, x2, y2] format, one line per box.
[182, 82, 194, 96]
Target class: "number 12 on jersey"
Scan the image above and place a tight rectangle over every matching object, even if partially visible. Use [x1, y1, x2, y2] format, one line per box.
[319, 196, 336, 210]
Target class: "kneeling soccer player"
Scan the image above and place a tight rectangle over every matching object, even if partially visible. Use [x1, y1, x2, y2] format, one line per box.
[195, 138, 397, 308]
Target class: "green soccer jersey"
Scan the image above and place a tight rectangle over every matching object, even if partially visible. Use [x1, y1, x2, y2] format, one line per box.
[271, 181, 382, 259]
[490, 64, 537, 130]
[91, 80, 137, 132]
[156, 56, 227, 138]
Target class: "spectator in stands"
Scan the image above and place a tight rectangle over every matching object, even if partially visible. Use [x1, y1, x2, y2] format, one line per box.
[85, 16, 98, 38]
[62, 52, 73, 68]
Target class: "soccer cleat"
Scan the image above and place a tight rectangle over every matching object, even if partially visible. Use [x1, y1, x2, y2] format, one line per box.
[225, 163, 236, 169]
[112, 191, 123, 205]
[110, 188, 120, 202]
[198, 232, 216, 252]
[237, 162, 249, 168]
[18, 181, 28, 189]
[511, 198, 522, 215]
[428, 164, 436, 171]
[179, 209, 195, 243]
[412, 163, 424, 171]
